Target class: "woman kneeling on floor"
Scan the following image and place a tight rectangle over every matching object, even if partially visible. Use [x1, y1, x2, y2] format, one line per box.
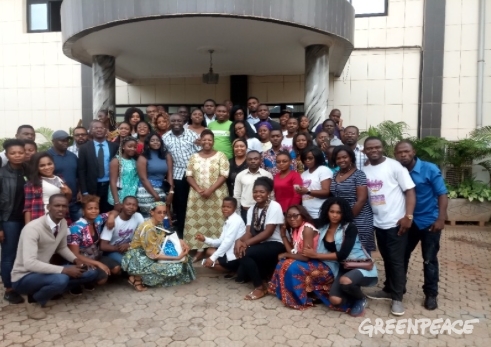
[121, 202, 196, 291]
[195, 197, 246, 276]
[234, 177, 286, 300]
[302, 197, 378, 317]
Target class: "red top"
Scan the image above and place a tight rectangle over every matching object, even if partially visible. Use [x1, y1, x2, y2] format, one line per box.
[273, 171, 303, 212]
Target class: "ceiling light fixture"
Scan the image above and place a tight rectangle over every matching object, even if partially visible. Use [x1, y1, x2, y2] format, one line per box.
[202, 50, 219, 84]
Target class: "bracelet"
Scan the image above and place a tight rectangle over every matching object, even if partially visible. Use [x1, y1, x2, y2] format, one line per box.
[168, 191, 175, 194]
[114, 202, 121, 205]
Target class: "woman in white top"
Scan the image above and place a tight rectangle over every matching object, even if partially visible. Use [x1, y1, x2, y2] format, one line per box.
[195, 197, 246, 276]
[230, 120, 263, 153]
[24, 152, 72, 224]
[233, 177, 285, 301]
[295, 146, 332, 220]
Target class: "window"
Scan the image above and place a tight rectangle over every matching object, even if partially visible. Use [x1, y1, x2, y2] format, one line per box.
[27, 0, 62, 33]
[349, 0, 388, 17]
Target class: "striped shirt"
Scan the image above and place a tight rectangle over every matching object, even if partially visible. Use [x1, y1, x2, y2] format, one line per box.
[162, 129, 200, 180]
[354, 144, 368, 170]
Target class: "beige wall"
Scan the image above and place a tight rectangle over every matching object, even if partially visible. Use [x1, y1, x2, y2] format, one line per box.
[441, 0, 491, 140]
[0, 0, 82, 140]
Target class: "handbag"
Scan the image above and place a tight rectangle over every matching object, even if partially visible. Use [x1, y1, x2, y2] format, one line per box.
[340, 224, 374, 271]
[157, 227, 184, 263]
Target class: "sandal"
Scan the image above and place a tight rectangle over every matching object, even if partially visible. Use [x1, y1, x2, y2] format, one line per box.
[128, 276, 147, 292]
[244, 288, 267, 300]
[192, 252, 205, 264]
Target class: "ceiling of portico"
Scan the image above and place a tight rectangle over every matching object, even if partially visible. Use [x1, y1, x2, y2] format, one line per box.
[69, 16, 346, 82]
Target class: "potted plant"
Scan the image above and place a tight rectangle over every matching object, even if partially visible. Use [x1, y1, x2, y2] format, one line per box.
[446, 179, 491, 226]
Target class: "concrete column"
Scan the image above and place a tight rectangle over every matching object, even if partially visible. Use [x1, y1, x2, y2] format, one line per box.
[304, 45, 329, 130]
[92, 55, 115, 119]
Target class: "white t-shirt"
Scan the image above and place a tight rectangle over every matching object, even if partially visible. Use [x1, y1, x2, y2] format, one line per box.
[246, 200, 284, 243]
[101, 213, 144, 245]
[246, 138, 263, 153]
[362, 157, 415, 229]
[301, 166, 333, 218]
[42, 176, 63, 213]
[281, 137, 294, 152]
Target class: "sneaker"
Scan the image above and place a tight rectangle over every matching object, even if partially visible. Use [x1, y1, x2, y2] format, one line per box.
[22, 296, 47, 320]
[391, 300, 405, 316]
[84, 284, 95, 291]
[350, 297, 368, 317]
[69, 286, 83, 296]
[4, 291, 25, 304]
[424, 295, 438, 310]
[365, 289, 391, 301]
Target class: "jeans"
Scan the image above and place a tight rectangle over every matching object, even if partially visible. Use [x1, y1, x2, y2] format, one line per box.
[69, 202, 82, 223]
[174, 178, 190, 239]
[12, 269, 98, 306]
[1, 221, 24, 289]
[105, 251, 123, 265]
[375, 226, 408, 301]
[330, 269, 378, 301]
[404, 224, 441, 297]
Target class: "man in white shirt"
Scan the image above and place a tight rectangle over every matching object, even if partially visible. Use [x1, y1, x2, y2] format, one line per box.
[196, 197, 246, 275]
[246, 96, 260, 126]
[343, 126, 367, 169]
[362, 137, 416, 317]
[100, 196, 144, 264]
[234, 151, 273, 222]
[281, 117, 299, 152]
[203, 99, 217, 125]
[67, 126, 89, 157]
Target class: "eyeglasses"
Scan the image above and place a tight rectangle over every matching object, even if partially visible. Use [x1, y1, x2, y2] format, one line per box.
[286, 213, 301, 220]
[235, 127, 245, 131]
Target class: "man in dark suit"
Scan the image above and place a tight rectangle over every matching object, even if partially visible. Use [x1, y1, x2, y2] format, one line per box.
[78, 120, 118, 213]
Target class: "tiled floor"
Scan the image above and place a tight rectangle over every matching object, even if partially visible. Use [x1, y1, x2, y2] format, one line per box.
[1, 226, 490, 346]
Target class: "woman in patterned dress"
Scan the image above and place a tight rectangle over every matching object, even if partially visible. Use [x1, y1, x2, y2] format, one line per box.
[329, 146, 375, 252]
[269, 205, 341, 310]
[122, 202, 196, 291]
[184, 129, 230, 262]
[108, 137, 139, 211]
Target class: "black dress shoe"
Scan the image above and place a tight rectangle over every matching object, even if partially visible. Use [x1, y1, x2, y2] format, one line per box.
[424, 295, 438, 310]
[4, 291, 24, 304]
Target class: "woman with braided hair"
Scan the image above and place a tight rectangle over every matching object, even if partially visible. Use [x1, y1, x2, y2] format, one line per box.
[108, 136, 139, 211]
[233, 177, 285, 300]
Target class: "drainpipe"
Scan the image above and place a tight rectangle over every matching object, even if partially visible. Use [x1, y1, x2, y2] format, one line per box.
[476, 0, 486, 128]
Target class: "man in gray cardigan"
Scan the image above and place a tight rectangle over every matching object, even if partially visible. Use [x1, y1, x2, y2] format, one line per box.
[11, 194, 98, 319]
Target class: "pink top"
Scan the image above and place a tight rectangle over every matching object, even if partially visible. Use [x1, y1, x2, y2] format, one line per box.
[291, 222, 319, 254]
[273, 171, 303, 212]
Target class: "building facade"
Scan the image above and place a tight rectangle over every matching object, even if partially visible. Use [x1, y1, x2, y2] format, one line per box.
[0, 0, 489, 141]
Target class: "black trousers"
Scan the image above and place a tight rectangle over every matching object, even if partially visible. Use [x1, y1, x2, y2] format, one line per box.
[236, 241, 286, 287]
[174, 178, 190, 239]
[96, 182, 113, 213]
[330, 269, 378, 301]
[240, 207, 248, 224]
[404, 223, 441, 297]
[375, 226, 408, 301]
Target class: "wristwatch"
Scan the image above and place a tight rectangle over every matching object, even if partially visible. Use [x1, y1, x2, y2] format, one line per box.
[406, 215, 414, 220]
[306, 189, 311, 195]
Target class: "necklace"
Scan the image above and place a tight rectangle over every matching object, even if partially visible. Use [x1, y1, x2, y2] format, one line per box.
[338, 166, 353, 177]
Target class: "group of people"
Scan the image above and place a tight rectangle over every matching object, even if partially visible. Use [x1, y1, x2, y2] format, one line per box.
[0, 98, 447, 320]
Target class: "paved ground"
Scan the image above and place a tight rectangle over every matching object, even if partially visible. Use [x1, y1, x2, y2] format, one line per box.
[1, 225, 490, 347]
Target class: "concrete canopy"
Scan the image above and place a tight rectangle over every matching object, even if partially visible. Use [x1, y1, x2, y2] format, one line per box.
[61, 0, 355, 82]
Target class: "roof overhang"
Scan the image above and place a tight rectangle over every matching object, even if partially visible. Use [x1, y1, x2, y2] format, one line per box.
[61, 0, 355, 82]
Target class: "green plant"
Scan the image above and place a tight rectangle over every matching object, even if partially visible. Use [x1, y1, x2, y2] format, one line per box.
[360, 121, 409, 158]
[409, 136, 449, 167]
[447, 179, 491, 202]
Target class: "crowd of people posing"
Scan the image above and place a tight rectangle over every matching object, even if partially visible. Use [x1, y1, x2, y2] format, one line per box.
[0, 98, 447, 320]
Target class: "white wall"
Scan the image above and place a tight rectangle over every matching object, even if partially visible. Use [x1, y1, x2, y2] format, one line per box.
[0, 0, 82, 140]
[441, 0, 491, 140]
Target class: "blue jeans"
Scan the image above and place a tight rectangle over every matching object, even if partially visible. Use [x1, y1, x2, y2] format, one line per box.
[105, 251, 123, 265]
[404, 224, 441, 296]
[12, 269, 98, 306]
[69, 202, 82, 223]
[1, 221, 24, 289]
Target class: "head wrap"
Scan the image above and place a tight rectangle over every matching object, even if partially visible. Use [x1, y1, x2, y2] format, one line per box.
[257, 121, 273, 131]
[150, 201, 166, 210]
